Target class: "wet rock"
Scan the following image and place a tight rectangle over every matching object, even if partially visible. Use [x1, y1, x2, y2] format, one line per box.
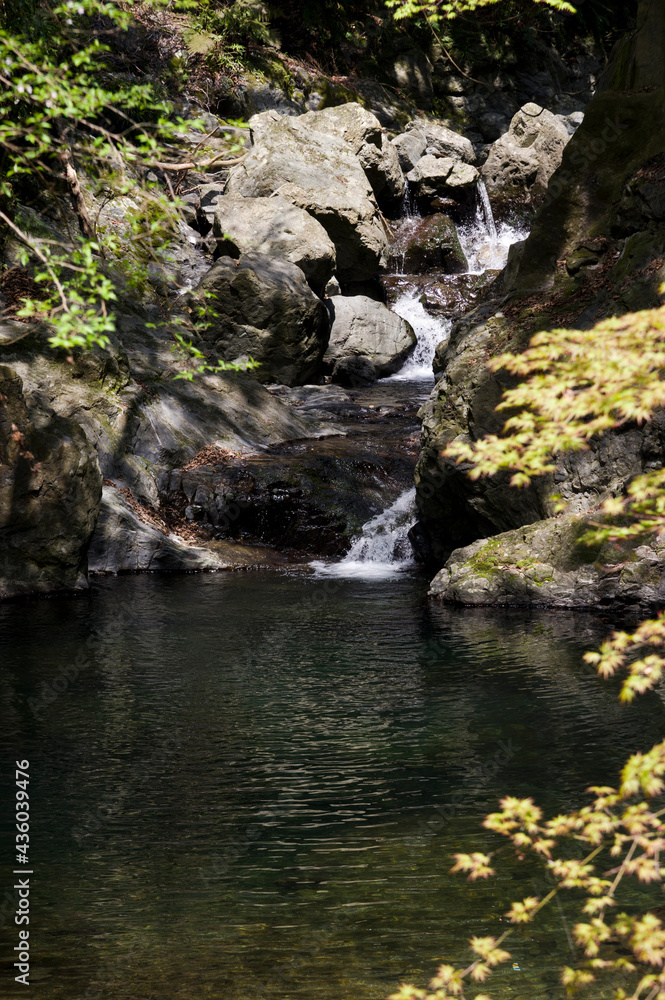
[481, 103, 570, 220]
[225, 113, 389, 282]
[407, 155, 479, 212]
[323, 295, 416, 380]
[405, 121, 475, 163]
[88, 484, 229, 574]
[189, 252, 330, 386]
[430, 514, 665, 612]
[397, 214, 468, 275]
[331, 355, 377, 387]
[0, 365, 102, 599]
[212, 194, 336, 295]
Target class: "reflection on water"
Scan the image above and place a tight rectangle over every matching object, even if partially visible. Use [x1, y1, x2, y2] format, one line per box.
[0, 573, 662, 1000]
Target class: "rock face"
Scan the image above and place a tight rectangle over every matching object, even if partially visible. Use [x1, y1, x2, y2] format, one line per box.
[0, 365, 102, 598]
[415, 302, 665, 563]
[399, 214, 468, 274]
[430, 514, 665, 612]
[226, 113, 389, 283]
[297, 103, 406, 214]
[391, 130, 427, 173]
[416, 2, 665, 574]
[212, 195, 336, 295]
[88, 485, 228, 574]
[405, 121, 475, 163]
[407, 155, 479, 212]
[189, 252, 330, 386]
[481, 103, 570, 219]
[323, 295, 416, 381]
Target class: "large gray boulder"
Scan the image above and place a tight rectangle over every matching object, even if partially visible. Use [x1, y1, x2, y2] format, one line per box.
[0, 365, 102, 599]
[189, 252, 330, 386]
[323, 295, 416, 381]
[391, 130, 427, 173]
[297, 102, 405, 213]
[405, 121, 475, 163]
[481, 103, 570, 219]
[407, 155, 479, 212]
[212, 194, 336, 295]
[429, 514, 665, 612]
[225, 115, 389, 283]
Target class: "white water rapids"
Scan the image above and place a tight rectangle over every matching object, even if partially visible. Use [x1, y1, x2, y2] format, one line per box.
[311, 182, 528, 578]
[310, 488, 417, 579]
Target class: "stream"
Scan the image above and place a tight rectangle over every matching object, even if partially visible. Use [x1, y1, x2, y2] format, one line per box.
[2, 196, 652, 1000]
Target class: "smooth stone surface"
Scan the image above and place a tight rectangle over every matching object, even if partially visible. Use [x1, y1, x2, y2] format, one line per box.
[323, 295, 416, 379]
[391, 130, 427, 173]
[88, 485, 229, 574]
[297, 102, 406, 213]
[481, 103, 570, 218]
[212, 194, 336, 295]
[405, 120, 475, 163]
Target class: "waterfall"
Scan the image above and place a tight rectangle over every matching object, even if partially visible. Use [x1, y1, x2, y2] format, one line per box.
[310, 488, 416, 578]
[387, 294, 451, 380]
[401, 179, 420, 220]
[477, 178, 497, 243]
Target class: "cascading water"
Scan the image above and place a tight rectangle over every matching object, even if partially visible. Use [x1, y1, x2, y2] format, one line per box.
[315, 176, 529, 576]
[310, 488, 417, 579]
[387, 294, 451, 380]
[477, 178, 497, 242]
[457, 180, 529, 274]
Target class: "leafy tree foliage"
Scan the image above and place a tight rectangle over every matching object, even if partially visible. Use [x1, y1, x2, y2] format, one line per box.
[0, 0, 249, 374]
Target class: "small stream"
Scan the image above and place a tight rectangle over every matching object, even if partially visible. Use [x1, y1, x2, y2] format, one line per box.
[312, 186, 527, 578]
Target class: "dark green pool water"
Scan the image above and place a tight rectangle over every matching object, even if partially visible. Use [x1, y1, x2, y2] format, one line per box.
[0, 572, 663, 1000]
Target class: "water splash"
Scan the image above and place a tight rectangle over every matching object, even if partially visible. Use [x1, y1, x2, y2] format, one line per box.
[477, 178, 497, 242]
[457, 183, 529, 274]
[386, 292, 451, 381]
[310, 488, 416, 579]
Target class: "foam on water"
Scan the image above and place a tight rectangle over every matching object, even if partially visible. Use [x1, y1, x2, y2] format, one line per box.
[310, 488, 416, 579]
[386, 293, 451, 381]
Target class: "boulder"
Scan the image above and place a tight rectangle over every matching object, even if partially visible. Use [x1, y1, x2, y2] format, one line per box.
[480, 103, 570, 219]
[323, 295, 416, 380]
[391, 131, 427, 173]
[88, 485, 229, 574]
[0, 365, 102, 599]
[226, 114, 389, 282]
[297, 103, 406, 213]
[189, 252, 330, 386]
[407, 155, 479, 212]
[212, 194, 336, 295]
[429, 514, 665, 612]
[331, 355, 377, 387]
[405, 121, 475, 163]
[196, 182, 227, 233]
[398, 214, 468, 274]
